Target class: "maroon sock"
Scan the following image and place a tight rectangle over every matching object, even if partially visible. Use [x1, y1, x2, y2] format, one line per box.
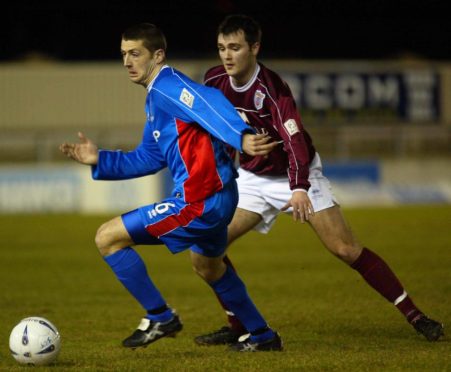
[214, 255, 246, 333]
[351, 247, 422, 322]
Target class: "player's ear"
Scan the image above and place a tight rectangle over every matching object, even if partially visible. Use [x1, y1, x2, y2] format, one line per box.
[153, 49, 166, 64]
[251, 42, 260, 56]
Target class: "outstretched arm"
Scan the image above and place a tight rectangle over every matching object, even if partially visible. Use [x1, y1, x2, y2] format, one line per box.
[59, 132, 98, 165]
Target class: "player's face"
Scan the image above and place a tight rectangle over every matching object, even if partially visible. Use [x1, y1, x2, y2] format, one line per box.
[217, 30, 259, 86]
[121, 39, 157, 87]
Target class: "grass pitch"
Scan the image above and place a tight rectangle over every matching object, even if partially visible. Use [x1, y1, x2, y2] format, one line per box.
[0, 205, 450, 371]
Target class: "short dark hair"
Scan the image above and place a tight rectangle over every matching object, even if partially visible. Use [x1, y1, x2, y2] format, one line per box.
[217, 14, 262, 46]
[122, 23, 167, 53]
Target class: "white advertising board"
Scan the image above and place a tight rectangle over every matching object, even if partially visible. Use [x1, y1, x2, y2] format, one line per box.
[0, 165, 161, 213]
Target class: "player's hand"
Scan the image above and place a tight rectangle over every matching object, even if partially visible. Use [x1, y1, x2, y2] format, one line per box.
[242, 133, 278, 156]
[281, 190, 314, 223]
[59, 132, 99, 165]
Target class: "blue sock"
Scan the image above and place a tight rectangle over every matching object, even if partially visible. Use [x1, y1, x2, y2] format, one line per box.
[209, 266, 275, 341]
[249, 329, 275, 343]
[104, 248, 172, 322]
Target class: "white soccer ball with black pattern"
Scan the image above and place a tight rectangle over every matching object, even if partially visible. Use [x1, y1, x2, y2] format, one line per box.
[9, 316, 61, 366]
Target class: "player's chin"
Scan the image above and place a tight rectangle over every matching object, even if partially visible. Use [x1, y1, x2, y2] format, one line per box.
[128, 75, 142, 84]
[224, 65, 236, 74]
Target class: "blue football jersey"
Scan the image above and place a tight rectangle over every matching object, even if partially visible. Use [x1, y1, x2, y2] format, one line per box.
[92, 65, 252, 203]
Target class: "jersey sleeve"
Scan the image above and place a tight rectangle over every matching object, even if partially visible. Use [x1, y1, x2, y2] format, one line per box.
[152, 74, 254, 152]
[91, 126, 167, 180]
[270, 90, 311, 191]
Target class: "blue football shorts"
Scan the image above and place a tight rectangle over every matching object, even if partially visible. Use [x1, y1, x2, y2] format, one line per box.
[122, 181, 238, 257]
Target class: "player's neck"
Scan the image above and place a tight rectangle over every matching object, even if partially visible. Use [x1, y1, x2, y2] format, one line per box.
[144, 63, 164, 88]
[232, 62, 258, 87]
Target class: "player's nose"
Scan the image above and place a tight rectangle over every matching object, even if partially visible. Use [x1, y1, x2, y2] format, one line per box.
[123, 54, 131, 67]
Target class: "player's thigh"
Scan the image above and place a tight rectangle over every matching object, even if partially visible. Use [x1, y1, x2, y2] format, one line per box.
[228, 207, 262, 244]
[308, 205, 362, 260]
[95, 216, 134, 254]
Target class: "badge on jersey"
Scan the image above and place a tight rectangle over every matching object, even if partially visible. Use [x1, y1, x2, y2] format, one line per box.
[283, 119, 300, 136]
[180, 88, 195, 108]
[254, 90, 265, 110]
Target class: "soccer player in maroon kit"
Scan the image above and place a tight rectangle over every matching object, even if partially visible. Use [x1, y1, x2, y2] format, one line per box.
[192, 14, 444, 346]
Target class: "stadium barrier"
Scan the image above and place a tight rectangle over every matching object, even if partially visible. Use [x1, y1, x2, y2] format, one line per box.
[1, 159, 450, 213]
[0, 164, 160, 213]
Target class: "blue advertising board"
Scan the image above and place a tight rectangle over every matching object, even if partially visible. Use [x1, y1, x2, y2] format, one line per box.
[282, 70, 440, 123]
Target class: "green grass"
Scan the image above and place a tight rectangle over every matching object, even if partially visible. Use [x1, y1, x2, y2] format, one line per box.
[0, 206, 450, 371]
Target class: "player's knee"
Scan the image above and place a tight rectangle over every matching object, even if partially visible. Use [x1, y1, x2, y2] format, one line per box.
[331, 242, 362, 264]
[192, 263, 209, 281]
[95, 223, 114, 256]
[192, 262, 221, 283]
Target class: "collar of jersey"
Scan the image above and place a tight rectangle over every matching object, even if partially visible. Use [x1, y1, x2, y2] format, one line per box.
[147, 65, 170, 92]
[229, 63, 260, 92]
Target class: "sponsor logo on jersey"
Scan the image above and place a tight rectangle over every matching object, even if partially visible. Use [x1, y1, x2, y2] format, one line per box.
[283, 119, 300, 136]
[180, 88, 195, 108]
[254, 90, 265, 110]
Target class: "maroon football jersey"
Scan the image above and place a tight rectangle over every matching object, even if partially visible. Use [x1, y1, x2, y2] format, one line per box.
[204, 63, 316, 191]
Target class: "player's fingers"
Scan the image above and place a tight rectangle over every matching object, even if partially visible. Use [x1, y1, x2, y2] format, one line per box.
[248, 134, 268, 146]
[59, 143, 72, 154]
[308, 202, 315, 217]
[302, 201, 315, 221]
[293, 207, 302, 222]
[256, 140, 277, 149]
[281, 202, 290, 211]
[255, 142, 278, 155]
[78, 131, 88, 143]
[61, 143, 80, 160]
[293, 203, 311, 223]
[261, 141, 279, 158]
[253, 133, 268, 140]
[302, 208, 309, 222]
[254, 134, 274, 145]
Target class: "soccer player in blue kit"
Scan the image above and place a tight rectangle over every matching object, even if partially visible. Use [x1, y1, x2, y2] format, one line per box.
[59, 23, 282, 351]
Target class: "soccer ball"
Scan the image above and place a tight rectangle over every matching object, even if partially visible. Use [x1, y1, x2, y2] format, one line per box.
[9, 316, 61, 366]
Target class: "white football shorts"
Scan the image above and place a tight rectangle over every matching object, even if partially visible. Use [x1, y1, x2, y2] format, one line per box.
[237, 152, 339, 233]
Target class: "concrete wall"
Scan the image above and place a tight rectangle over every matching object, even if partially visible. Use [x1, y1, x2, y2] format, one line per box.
[1, 59, 450, 130]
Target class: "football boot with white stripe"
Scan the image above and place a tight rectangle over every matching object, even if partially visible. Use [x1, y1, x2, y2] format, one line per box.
[194, 326, 245, 345]
[229, 332, 283, 352]
[122, 313, 183, 348]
